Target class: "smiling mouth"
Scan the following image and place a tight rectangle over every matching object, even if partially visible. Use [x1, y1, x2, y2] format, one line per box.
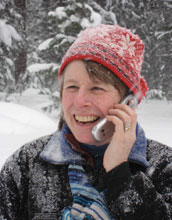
[74, 115, 99, 124]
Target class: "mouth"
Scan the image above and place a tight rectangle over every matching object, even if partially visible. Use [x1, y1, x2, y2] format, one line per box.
[74, 115, 99, 125]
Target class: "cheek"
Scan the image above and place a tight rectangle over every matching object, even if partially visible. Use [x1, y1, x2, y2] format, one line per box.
[99, 101, 113, 115]
[62, 91, 121, 116]
[62, 96, 71, 112]
[61, 92, 71, 111]
[98, 94, 121, 114]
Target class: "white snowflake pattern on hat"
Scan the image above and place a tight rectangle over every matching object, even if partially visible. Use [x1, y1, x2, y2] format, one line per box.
[119, 34, 136, 57]
[59, 24, 148, 100]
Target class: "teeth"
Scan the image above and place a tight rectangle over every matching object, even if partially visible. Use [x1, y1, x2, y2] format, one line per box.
[75, 115, 98, 122]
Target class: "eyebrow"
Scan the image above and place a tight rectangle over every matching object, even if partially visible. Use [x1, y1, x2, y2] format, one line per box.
[64, 79, 78, 84]
[64, 78, 106, 86]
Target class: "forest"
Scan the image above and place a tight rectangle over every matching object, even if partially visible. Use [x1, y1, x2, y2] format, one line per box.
[0, 0, 172, 114]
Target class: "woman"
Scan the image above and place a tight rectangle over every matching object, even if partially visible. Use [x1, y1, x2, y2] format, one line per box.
[0, 24, 171, 220]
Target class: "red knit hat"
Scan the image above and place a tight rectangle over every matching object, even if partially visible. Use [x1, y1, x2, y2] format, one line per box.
[58, 24, 148, 102]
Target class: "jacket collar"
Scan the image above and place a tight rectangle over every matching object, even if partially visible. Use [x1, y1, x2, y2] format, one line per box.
[40, 124, 149, 168]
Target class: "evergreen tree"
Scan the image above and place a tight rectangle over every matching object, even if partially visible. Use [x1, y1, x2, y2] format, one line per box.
[94, 0, 172, 99]
[1, 0, 172, 105]
[27, 0, 172, 100]
[26, 0, 117, 112]
[0, 0, 25, 94]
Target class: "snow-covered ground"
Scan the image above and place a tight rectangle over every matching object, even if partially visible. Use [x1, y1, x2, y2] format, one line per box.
[0, 96, 172, 169]
[137, 99, 172, 147]
[0, 101, 57, 169]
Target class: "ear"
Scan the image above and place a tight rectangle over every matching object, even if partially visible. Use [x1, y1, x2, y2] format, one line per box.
[58, 111, 65, 130]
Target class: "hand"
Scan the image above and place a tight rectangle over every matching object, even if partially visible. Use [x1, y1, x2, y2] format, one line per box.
[103, 103, 137, 172]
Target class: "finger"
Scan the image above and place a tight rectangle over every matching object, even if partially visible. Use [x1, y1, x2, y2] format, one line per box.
[108, 108, 132, 124]
[108, 108, 137, 132]
[106, 115, 125, 135]
[114, 103, 136, 115]
[113, 104, 137, 126]
[106, 114, 136, 145]
[124, 122, 131, 131]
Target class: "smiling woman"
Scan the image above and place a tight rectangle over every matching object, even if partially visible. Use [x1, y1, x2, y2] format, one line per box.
[61, 60, 123, 145]
[0, 24, 172, 220]
[58, 60, 128, 131]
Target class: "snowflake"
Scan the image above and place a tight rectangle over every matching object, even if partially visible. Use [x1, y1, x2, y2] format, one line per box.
[119, 34, 136, 57]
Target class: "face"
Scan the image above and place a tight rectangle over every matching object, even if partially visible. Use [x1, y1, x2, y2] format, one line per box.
[61, 60, 122, 146]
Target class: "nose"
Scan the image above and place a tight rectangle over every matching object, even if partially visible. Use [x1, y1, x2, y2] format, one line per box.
[74, 88, 91, 108]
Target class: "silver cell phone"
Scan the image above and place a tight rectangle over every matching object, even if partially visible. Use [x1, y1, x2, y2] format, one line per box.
[91, 94, 138, 142]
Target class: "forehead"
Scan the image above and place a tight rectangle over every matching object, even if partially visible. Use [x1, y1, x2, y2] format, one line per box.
[64, 60, 86, 75]
[63, 60, 101, 83]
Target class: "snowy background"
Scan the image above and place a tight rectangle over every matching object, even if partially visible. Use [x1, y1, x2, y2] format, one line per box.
[0, 91, 172, 169]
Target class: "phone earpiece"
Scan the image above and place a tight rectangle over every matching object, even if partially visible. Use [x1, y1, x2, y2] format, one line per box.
[120, 94, 138, 108]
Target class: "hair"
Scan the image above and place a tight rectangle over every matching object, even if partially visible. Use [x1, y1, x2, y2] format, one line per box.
[58, 60, 128, 130]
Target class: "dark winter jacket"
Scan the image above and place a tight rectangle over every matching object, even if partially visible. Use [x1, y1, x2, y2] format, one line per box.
[0, 126, 172, 220]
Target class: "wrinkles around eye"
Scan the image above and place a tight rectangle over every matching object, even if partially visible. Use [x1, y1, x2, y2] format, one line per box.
[64, 85, 78, 90]
[91, 87, 105, 91]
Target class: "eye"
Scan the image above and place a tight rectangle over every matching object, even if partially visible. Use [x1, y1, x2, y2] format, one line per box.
[91, 86, 105, 91]
[68, 85, 77, 89]
[64, 85, 78, 91]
